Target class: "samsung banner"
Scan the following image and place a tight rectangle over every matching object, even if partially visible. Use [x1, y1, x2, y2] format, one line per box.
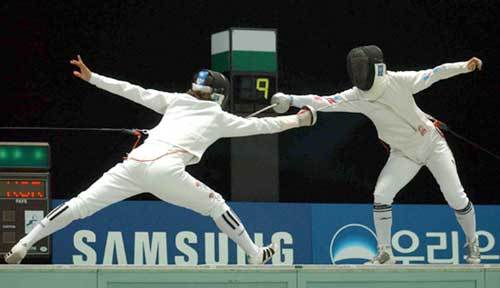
[51, 200, 500, 265]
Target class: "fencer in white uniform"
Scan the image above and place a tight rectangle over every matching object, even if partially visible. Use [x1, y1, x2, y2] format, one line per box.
[271, 45, 483, 264]
[4, 55, 317, 265]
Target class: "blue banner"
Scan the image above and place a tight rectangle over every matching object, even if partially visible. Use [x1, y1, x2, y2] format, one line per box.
[51, 200, 312, 265]
[311, 204, 500, 264]
[51, 200, 500, 264]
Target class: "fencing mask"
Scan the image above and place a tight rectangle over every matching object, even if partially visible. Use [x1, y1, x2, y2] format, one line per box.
[346, 45, 387, 100]
[192, 69, 230, 106]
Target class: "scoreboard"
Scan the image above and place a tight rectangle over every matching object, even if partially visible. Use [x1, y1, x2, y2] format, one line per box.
[231, 73, 277, 114]
[211, 28, 278, 116]
[0, 177, 48, 199]
[0, 142, 51, 260]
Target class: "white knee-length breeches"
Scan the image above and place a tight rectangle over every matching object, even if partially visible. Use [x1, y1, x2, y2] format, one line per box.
[65, 141, 227, 220]
[373, 134, 469, 210]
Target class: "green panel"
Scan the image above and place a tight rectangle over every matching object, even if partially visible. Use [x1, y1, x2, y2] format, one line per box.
[485, 268, 500, 288]
[231, 51, 277, 72]
[212, 51, 277, 73]
[0, 268, 97, 288]
[108, 283, 286, 288]
[211, 52, 230, 72]
[298, 268, 484, 288]
[2, 264, 499, 288]
[98, 268, 296, 288]
[303, 281, 475, 288]
[0, 143, 49, 169]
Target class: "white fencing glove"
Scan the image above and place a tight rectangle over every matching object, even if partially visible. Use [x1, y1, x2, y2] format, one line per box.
[271, 92, 292, 114]
[297, 105, 317, 127]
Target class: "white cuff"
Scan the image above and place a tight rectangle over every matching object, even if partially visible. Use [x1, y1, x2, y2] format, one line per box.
[88, 72, 101, 85]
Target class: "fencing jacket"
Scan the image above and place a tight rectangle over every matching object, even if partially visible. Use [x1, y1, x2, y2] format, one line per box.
[89, 73, 300, 164]
[288, 62, 471, 162]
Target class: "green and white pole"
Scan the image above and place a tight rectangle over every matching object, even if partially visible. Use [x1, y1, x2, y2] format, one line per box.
[211, 28, 280, 202]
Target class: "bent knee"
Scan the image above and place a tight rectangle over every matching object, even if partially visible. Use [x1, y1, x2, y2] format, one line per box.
[443, 189, 469, 210]
[206, 193, 228, 218]
[373, 191, 394, 205]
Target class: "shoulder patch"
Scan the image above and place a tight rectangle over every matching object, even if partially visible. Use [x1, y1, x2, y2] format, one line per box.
[333, 95, 343, 102]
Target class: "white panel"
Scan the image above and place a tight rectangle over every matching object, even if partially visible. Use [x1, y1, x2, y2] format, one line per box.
[232, 29, 276, 52]
[211, 30, 229, 55]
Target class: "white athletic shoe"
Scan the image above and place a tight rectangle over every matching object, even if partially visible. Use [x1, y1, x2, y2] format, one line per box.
[465, 238, 481, 264]
[365, 246, 396, 265]
[248, 243, 278, 264]
[4, 242, 29, 264]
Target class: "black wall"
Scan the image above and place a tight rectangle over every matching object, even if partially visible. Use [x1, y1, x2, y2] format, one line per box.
[1, 0, 499, 204]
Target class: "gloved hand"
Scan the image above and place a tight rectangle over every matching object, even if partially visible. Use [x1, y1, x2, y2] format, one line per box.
[466, 57, 483, 71]
[271, 92, 292, 114]
[297, 105, 317, 127]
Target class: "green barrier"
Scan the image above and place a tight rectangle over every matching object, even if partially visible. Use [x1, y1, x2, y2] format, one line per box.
[98, 266, 296, 288]
[297, 265, 485, 288]
[485, 266, 500, 288]
[0, 266, 96, 288]
[1, 265, 499, 288]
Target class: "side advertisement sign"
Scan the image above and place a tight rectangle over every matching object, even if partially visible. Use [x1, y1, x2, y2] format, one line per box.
[51, 201, 499, 264]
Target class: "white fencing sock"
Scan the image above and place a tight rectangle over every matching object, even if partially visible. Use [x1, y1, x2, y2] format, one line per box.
[20, 203, 76, 248]
[212, 208, 259, 257]
[373, 203, 393, 249]
[455, 201, 477, 242]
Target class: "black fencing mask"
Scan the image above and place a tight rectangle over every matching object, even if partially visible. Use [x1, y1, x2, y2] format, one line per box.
[346, 45, 385, 91]
[192, 69, 230, 107]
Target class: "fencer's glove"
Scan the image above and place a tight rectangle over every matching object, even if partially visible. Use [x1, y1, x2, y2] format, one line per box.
[466, 57, 483, 71]
[271, 92, 292, 114]
[297, 105, 317, 127]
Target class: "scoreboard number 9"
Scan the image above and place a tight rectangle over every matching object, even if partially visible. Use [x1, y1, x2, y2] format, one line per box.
[256, 78, 270, 99]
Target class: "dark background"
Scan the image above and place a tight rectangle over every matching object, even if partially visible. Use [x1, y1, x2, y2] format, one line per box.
[1, 0, 499, 204]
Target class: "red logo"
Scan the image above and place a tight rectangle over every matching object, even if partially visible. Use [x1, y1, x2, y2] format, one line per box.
[327, 98, 336, 104]
[417, 125, 428, 136]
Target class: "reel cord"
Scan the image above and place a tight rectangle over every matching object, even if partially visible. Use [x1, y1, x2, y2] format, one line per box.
[0, 126, 148, 157]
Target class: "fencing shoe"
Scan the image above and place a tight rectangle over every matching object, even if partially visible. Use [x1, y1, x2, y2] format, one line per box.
[465, 237, 481, 264]
[4, 242, 29, 264]
[248, 243, 278, 264]
[365, 246, 396, 265]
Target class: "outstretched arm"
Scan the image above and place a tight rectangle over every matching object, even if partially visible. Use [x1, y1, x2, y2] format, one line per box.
[70, 55, 173, 114]
[220, 106, 316, 138]
[397, 57, 482, 94]
[271, 88, 359, 113]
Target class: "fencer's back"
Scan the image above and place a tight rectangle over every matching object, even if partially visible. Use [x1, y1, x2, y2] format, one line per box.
[146, 93, 223, 162]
